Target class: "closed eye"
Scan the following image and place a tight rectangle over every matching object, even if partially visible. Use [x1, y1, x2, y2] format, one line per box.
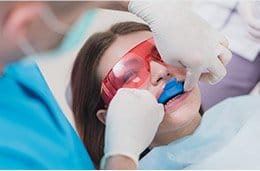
[123, 70, 138, 83]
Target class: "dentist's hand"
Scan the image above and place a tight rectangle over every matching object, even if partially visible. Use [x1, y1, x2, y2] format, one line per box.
[100, 88, 164, 169]
[129, 0, 232, 91]
[238, 0, 260, 40]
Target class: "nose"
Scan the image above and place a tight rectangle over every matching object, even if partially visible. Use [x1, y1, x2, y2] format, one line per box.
[150, 61, 172, 86]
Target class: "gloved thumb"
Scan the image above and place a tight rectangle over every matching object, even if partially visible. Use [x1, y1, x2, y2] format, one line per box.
[184, 68, 202, 91]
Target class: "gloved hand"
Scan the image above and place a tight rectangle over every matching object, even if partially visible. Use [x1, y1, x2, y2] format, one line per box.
[100, 88, 164, 169]
[238, 0, 260, 40]
[129, 0, 232, 91]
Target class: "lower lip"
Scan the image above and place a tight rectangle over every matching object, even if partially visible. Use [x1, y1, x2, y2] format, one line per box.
[164, 91, 191, 113]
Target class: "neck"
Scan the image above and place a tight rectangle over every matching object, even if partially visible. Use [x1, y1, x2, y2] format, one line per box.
[151, 113, 201, 147]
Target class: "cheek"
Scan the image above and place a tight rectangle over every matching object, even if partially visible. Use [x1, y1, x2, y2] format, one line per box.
[139, 77, 164, 99]
[158, 87, 201, 131]
[148, 85, 164, 99]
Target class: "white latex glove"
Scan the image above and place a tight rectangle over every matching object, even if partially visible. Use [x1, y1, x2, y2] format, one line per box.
[238, 0, 260, 40]
[100, 88, 164, 168]
[129, 0, 232, 91]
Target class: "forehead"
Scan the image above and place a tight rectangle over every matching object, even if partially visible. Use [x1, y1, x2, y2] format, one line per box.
[97, 31, 153, 80]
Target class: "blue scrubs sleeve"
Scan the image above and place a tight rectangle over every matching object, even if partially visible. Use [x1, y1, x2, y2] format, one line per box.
[0, 61, 94, 169]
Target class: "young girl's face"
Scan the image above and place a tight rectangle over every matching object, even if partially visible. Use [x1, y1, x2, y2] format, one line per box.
[97, 31, 201, 146]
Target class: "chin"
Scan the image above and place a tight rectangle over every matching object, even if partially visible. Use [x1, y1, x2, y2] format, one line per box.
[168, 108, 200, 130]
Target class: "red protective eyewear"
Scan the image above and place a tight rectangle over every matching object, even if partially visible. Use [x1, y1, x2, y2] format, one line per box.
[101, 38, 166, 106]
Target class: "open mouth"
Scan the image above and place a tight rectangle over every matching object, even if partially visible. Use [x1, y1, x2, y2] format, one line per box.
[158, 78, 184, 105]
[163, 91, 184, 106]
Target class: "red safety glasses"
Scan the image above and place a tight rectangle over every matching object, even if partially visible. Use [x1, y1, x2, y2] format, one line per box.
[101, 38, 166, 106]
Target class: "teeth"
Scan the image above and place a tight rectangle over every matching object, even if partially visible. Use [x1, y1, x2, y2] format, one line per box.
[165, 94, 182, 106]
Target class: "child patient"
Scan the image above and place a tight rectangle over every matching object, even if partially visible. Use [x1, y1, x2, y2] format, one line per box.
[70, 21, 260, 169]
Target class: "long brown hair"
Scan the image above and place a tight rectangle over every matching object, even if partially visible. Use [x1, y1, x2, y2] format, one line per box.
[71, 22, 150, 168]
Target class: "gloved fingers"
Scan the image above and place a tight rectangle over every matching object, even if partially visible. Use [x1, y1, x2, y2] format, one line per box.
[199, 72, 210, 83]
[247, 16, 260, 31]
[117, 88, 142, 98]
[247, 25, 260, 39]
[238, 0, 260, 39]
[238, 1, 253, 22]
[160, 52, 185, 68]
[133, 89, 165, 122]
[116, 88, 151, 99]
[218, 34, 229, 48]
[170, 60, 187, 68]
[184, 67, 202, 91]
[199, 71, 219, 84]
[121, 88, 157, 103]
[205, 59, 227, 85]
[216, 44, 232, 66]
[243, 11, 260, 39]
[157, 103, 165, 123]
[243, 6, 260, 31]
[115, 88, 165, 120]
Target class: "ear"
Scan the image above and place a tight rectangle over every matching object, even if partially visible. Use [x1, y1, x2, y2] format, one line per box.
[3, 3, 45, 43]
[96, 109, 107, 125]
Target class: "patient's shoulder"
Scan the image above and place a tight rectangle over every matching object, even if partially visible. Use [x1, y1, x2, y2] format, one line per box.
[201, 95, 260, 132]
[205, 95, 260, 116]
